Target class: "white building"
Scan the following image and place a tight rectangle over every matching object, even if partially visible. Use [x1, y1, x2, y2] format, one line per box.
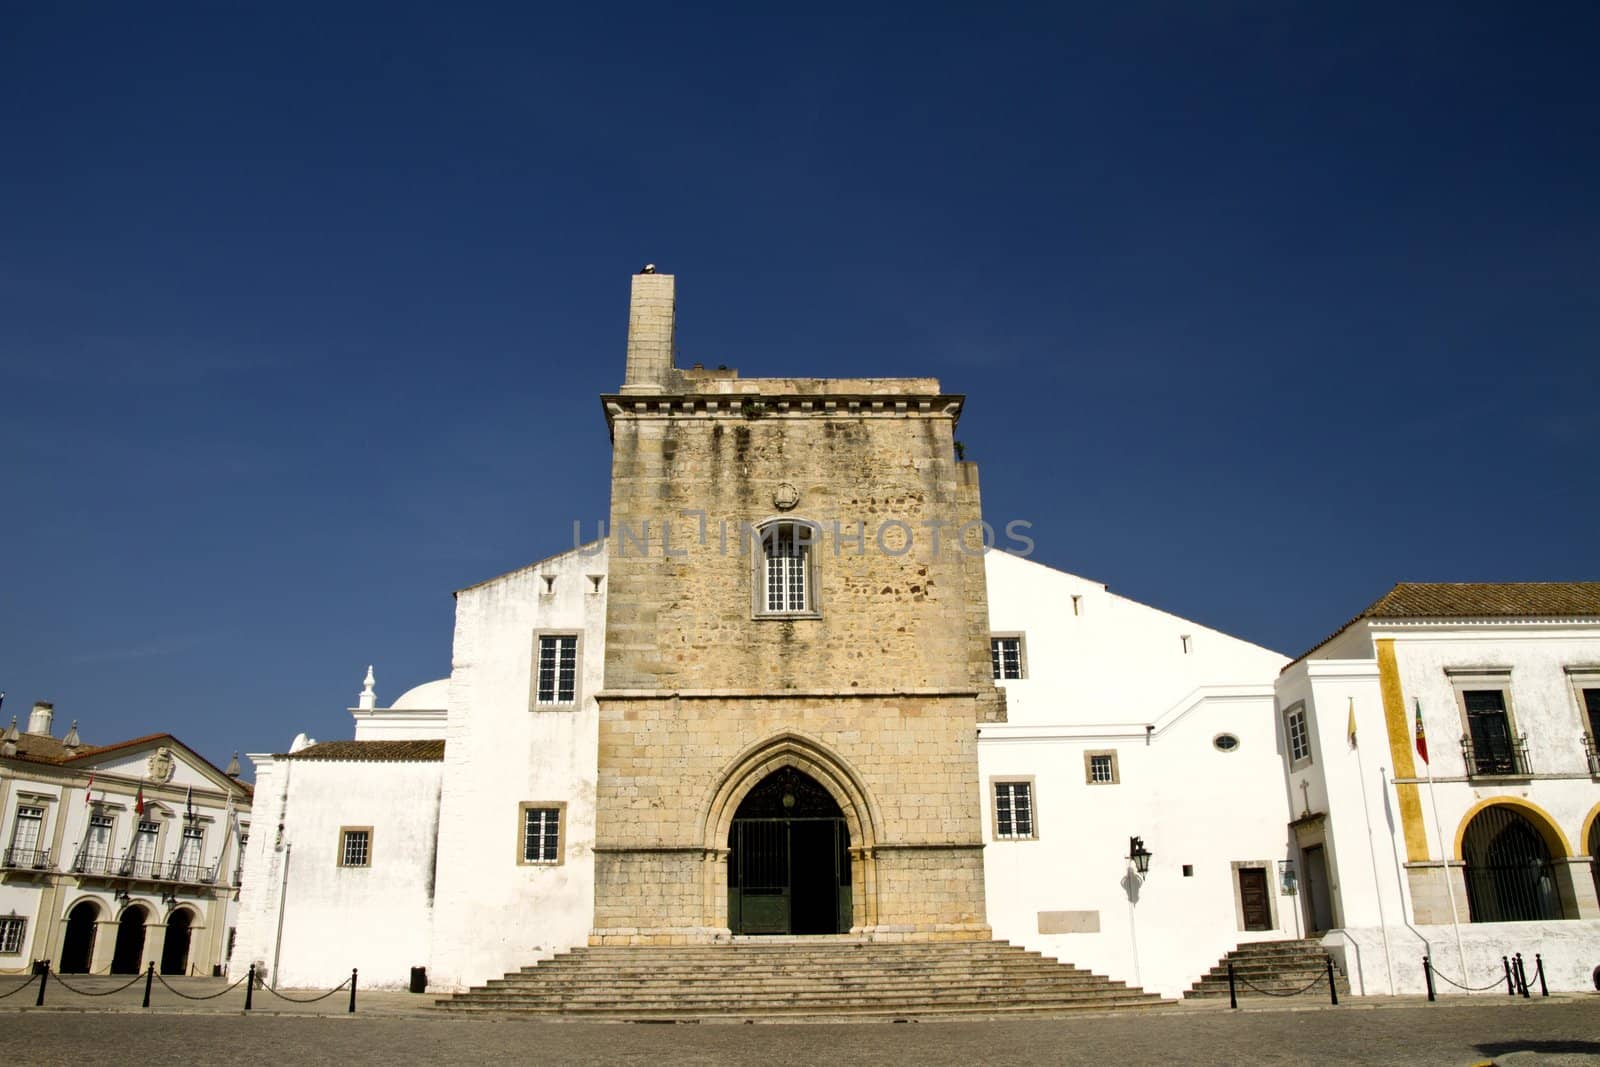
[1, 702, 252, 977]
[229, 274, 1600, 998]
[1276, 582, 1600, 995]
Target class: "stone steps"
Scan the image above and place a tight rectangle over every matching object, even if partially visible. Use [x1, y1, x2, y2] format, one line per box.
[1184, 939, 1351, 1000]
[437, 940, 1170, 1020]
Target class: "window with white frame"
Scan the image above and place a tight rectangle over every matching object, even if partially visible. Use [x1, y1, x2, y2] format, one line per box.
[1085, 751, 1119, 784]
[520, 804, 563, 865]
[535, 634, 578, 706]
[758, 521, 814, 615]
[0, 915, 25, 954]
[130, 819, 159, 875]
[82, 813, 114, 870]
[990, 636, 1024, 680]
[174, 825, 204, 877]
[1285, 703, 1311, 765]
[8, 805, 44, 859]
[992, 780, 1035, 840]
[339, 827, 371, 868]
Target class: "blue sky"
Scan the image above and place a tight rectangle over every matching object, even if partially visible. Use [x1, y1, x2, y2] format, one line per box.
[2, 5, 1595, 773]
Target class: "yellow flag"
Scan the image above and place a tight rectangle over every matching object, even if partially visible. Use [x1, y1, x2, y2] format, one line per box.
[1347, 697, 1358, 747]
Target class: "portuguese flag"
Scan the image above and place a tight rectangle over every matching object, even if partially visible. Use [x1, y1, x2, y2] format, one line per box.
[1414, 697, 1429, 765]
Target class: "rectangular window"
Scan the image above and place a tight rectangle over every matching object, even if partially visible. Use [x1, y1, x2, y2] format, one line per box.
[990, 637, 1024, 680]
[173, 826, 204, 880]
[1285, 704, 1311, 765]
[536, 635, 578, 705]
[992, 781, 1035, 840]
[128, 819, 159, 878]
[8, 805, 44, 857]
[1462, 689, 1521, 775]
[1085, 751, 1119, 784]
[82, 813, 114, 871]
[0, 915, 24, 955]
[762, 523, 810, 614]
[339, 827, 372, 868]
[1586, 688, 1600, 741]
[521, 806, 562, 865]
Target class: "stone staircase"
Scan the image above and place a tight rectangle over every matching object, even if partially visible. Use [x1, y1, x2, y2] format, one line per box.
[1184, 939, 1351, 1000]
[435, 939, 1170, 1021]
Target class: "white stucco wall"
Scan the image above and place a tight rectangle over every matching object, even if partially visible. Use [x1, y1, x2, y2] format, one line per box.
[230, 755, 441, 989]
[426, 544, 606, 991]
[979, 551, 1294, 999]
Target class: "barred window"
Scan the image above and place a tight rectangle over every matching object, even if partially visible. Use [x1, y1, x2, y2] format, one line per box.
[0, 915, 24, 955]
[1088, 753, 1116, 784]
[993, 781, 1035, 840]
[1285, 704, 1311, 764]
[536, 635, 578, 705]
[761, 522, 812, 614]
[990, 637, 1024, 680]
[522, 806, 561, 865]
[340, 828, 371, 868]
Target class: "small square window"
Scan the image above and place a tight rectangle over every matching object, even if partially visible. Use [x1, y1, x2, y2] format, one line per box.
[339, 827, 372, 868]
[990, 636, 1025, 680]
[518, 803, 566, 866]
[1284, 703, 1311, 766]
[1085, 751, 1119, 785]
[991, 780, 1036, 840]
[0, 915, 25, 954]
[1182, 864, 1194, 877]
[534, 634, 579, 706]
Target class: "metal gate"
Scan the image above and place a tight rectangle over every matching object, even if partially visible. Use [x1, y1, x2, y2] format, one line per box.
[728, 817, 851, 934]
[1462, 805, 1566, 922]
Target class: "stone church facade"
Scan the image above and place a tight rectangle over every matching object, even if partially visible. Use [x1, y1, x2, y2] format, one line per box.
[230, 271, 1600, 998]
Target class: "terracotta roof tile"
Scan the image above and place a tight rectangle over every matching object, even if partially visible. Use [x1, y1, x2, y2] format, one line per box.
[282, 739, 446, 762]
[1363, 582, 1600, 619]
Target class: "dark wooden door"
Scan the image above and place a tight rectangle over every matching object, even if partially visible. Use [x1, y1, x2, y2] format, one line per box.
[1239, 867, 1272, 931]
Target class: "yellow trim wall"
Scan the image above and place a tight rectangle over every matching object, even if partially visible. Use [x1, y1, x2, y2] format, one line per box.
[1376, 639, 1428, 861]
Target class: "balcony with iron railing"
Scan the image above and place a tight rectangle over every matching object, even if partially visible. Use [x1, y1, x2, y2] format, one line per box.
[1, 846, 53, 870]
[115, 853, 218, 886]
[1460, 733, 1531, 778]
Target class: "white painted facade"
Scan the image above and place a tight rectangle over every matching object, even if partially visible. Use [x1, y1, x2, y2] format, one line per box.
[1277, 614, 1600, 995]
[1, 716, 250, 978]
[978, 551, 1296, 998]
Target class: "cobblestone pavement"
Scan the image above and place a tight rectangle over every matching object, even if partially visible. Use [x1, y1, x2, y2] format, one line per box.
[0, 982, 1596, 1067]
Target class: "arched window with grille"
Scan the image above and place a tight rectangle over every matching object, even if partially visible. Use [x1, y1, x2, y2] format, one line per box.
[754, 520, 819, 617]
[1461, 805, 1568, 923]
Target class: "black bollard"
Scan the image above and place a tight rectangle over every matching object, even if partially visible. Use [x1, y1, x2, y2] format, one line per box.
[1534, 954, 1548, 998]
[1503, 956, 1515, 995]
[349, 968, 358, 1014]
[34, 964, 48, 1007]
[1326, 957, 1339, 1006]
[1228, 960, 1237, 1009]
[1514, 953, 1529, 999]
[143, 962, 154, 1008]
[1423, 956, 1435, 1002]
[245, 963, 254, 1011]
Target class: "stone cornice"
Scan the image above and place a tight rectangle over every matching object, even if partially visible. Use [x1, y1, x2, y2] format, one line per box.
[596, 687, 982, 701]
[600, 392, 965, 433]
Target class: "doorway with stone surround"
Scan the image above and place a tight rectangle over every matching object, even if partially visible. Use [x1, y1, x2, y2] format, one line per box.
[727, 766, 852, 935]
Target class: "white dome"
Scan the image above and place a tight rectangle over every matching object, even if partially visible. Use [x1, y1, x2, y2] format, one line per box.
[389, 678, 450, 711]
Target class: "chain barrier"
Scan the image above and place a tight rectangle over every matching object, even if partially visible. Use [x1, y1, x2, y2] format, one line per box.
[0, 974, 38, 1000]
[1235, 970, 1329, 998]
[153, 972, 250, 1001]
[259, 976, 353, 1004]
[1429, 967, 1509, 993]
[44, 969, 148, 997]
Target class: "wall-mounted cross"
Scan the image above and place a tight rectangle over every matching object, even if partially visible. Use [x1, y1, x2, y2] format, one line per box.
[1299, 779, 1312, 818]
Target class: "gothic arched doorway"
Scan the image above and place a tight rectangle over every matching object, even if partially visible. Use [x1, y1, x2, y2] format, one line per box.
[1462, 805, 1566, 922]
[160, 909, 194, 975]
[728, 766, 851, 935]
[59, 900, 100, 973]
[111, 904, 149, 974]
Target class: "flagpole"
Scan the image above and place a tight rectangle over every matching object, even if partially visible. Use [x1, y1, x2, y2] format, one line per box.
[1422, 749, 1467, 976]
[1351, 699, 1395, 993]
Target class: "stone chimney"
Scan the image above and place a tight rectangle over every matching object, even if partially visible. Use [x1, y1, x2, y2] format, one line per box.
[26, 701, 54, 737]
[621, 266, 676, 393]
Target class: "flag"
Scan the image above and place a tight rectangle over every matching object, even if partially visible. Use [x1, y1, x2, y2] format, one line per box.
[1414, 698, 1429, 764]
[85, 771, 95, 806]
[1347, 698, 1358, 748]
[134, 782, 145, 816]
